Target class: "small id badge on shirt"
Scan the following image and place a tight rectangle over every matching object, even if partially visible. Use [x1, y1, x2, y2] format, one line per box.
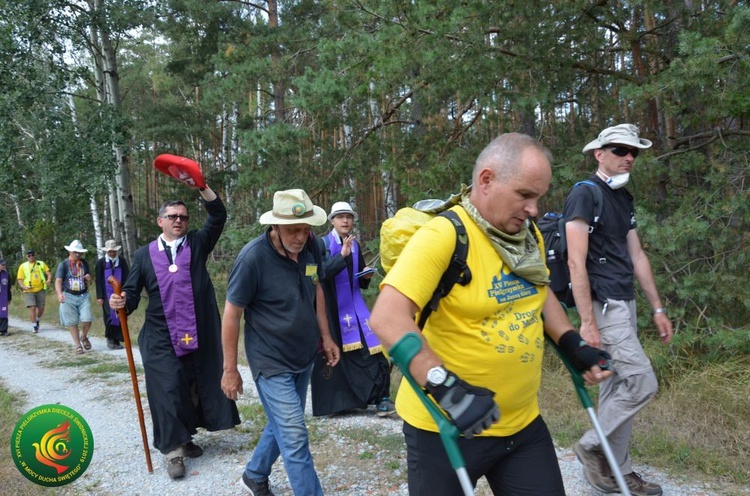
[305, 264, 319, 284]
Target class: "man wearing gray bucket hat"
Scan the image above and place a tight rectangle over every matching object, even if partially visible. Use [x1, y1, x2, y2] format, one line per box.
[221, 188, 339, 496]
[565, 124, 673, 496]
[95, 239, 129, 349]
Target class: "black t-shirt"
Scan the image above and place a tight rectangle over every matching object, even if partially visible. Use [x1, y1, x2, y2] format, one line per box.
[562, 176, 636, 301]
[226, 228, 323, 380]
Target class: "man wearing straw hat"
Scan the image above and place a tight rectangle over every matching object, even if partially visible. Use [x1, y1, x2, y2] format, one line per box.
[55, 240, 93, 354]
[95, 239, 129, 349]
[221, 188, 340, 496]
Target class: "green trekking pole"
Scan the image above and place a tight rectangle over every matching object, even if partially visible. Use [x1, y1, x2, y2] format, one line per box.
[389, 332, 475, 496]
[545, 335, 631, 496]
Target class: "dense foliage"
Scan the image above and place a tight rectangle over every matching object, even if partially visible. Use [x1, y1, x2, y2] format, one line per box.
[0, 1, 748, 355]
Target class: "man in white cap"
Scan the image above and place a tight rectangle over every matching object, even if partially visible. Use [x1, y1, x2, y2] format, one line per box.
[310, 201, 394, 418]
[221, 188, 340, 496]
[95, 239, 129, 349]
[55, 240, 94, 353]
[565, 124, 674, 496]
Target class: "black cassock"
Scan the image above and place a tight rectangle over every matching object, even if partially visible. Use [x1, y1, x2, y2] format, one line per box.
[311, 236, 391, 416]
[122, 197, 239, 453]
[95, 256, 130, 343]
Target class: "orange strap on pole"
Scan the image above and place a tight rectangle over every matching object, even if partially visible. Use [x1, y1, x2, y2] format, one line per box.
[108, 275, 153, 473]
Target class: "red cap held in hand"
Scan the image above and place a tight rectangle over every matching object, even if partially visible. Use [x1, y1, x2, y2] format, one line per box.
[153, 154, 207, 189]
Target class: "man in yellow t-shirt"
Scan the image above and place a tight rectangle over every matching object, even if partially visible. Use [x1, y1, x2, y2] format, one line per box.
[370, 133, 612, 496]
[16, 249, 52, 333]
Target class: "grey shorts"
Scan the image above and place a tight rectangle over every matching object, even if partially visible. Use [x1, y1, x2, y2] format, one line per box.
[59, 293, 93, 327]
[23, 291, 46, 308]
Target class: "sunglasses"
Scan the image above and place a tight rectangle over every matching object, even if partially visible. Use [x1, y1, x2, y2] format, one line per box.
[163, 214, 190, 222]
[605, 146, 639, 158]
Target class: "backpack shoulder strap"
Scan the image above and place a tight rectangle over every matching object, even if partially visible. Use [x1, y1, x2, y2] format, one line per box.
[417, 209, 472, 329]
[575, 180, 604, 227]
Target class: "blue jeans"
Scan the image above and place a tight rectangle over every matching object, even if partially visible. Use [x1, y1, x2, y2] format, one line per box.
[245, 366, 323, 496]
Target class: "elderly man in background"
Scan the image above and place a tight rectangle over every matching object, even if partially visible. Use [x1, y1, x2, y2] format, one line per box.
[221, 188, 340, 496]
[95, 239, 130, 350]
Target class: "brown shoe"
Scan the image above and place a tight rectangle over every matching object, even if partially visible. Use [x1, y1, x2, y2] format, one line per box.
[167, 456, 185, 479]
[573, 442, 617, 493]
[623, 471, 663, 496]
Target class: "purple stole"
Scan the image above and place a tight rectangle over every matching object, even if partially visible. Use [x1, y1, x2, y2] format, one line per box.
[0, 270, 9, 318]
[326, 232, 382, 354]
[103, 260, 122, 326]
[148, 239, 199, 357]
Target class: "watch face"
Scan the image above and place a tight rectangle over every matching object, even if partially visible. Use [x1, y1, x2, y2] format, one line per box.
[427, 366, 447, 386]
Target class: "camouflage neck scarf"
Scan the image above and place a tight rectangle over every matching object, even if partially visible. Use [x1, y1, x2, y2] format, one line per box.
[461, 195, 549, 286]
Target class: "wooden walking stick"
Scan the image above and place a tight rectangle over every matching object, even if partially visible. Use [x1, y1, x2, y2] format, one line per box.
[108, 275, 154, 473]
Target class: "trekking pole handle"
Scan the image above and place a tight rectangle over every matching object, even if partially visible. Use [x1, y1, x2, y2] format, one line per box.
[389, 333, 466, 470]
[545, 334, 594, 409]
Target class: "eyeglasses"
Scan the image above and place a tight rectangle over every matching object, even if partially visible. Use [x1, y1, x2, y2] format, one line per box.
[605, 146, 639, 158]
[163, 214, 190, 222]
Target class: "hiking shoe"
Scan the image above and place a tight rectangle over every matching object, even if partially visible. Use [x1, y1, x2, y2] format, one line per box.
[33, 323, 39, 333]
[376, 397, 396, 417]
[241, 473, 275, 495]
[184, 441, 203, 458]
[166, 456, 185, 479]
[622, 471, 663, 495]
[573, 442, 617, 493]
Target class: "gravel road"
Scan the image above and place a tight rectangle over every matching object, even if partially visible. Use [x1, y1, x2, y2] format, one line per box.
[1, 316, 745, 495]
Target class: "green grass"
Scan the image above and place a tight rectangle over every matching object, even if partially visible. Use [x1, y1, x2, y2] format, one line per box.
[0, 382, 47, 496]
[4, 286, 748, 491]
[539, 339, 750, 490]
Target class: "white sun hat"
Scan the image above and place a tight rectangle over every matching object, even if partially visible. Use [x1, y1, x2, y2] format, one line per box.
[582, 124, 653, 154]
[327, 201, 358, 222]
[64, 239, 88, 253]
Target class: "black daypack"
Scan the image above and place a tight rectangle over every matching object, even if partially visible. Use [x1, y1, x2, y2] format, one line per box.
[537, 180, 604, 309]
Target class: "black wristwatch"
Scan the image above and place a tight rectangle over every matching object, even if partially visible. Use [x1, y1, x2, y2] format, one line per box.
[426, 365, 448, 388]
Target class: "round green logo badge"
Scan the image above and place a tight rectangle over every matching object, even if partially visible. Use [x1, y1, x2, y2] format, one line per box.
[11, 404, 94, 487]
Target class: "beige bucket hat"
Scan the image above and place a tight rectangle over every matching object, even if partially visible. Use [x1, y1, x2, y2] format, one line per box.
[259, 189, 327, 226]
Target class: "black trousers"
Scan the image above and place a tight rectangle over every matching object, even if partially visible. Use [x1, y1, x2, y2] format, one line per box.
[403, 415, 565, 496]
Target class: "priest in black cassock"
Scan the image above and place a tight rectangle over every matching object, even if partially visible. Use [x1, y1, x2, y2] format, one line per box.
[311, 201, 394, 417]
[110, 182, 239, 480]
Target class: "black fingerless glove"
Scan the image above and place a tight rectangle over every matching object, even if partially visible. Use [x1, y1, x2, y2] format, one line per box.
[558, 330, 612, 372]
[426, 370, 500, 438]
